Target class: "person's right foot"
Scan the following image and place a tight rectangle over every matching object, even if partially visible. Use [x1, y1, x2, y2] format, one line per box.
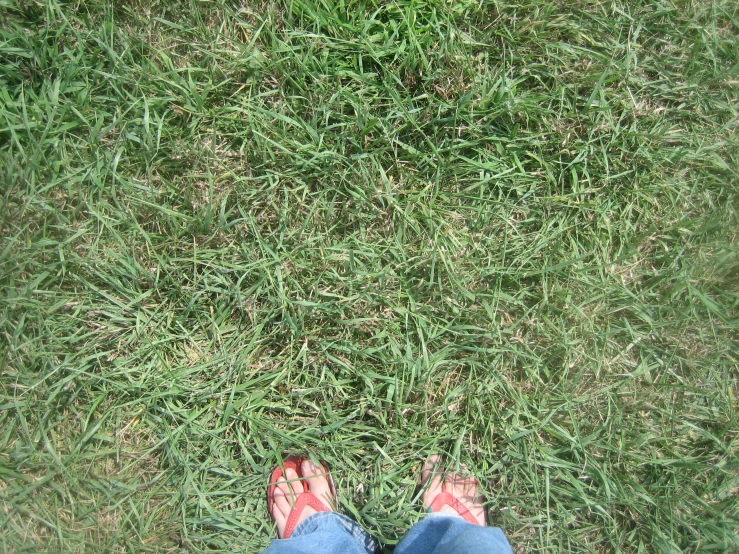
[270, 458, 335, 538]
[421, 454, 486, 525]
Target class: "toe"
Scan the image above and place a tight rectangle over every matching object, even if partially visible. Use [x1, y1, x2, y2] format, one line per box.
[301, 458, 333, 509]
[426, 473, 443, 495]
[280, 468, 302, 503]
[444, 472, 459, 499]
[275, 475, 295, 516]
[453, 473, 474, 498]
[271, 479, 290, 537]
[421, 454, 440, 485]
[422, 463, 445, 509]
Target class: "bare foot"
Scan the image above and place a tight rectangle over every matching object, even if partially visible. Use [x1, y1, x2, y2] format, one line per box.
[421, 454, 486, 525]
[270, 458, 334, 538]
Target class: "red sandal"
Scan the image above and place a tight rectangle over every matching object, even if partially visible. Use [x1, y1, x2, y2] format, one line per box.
[267, 456, 335, 538]
[423, 457, 485, 526]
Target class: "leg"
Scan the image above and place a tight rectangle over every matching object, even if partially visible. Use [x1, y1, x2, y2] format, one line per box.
[395, 514, 512, 554]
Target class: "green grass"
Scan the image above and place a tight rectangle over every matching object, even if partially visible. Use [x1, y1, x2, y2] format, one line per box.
[1, 0, 738, 551]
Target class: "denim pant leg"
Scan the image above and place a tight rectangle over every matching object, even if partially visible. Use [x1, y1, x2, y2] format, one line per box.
[395, 514, 513, 554]
[261, 512, 377, 554]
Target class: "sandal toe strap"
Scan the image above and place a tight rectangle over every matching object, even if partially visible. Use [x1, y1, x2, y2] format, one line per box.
[284, 492, 332, 538]
[429, 491, 481, 526]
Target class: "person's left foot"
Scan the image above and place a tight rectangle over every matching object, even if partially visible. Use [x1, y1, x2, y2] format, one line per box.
[270, 458, 335, 538]
[421, 455, 486, 525]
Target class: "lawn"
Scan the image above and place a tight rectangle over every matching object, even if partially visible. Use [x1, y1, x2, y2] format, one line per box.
[1, 0, 738, 552]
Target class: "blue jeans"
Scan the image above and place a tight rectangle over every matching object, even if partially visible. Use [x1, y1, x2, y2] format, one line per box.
[261, 512, 513, 554]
